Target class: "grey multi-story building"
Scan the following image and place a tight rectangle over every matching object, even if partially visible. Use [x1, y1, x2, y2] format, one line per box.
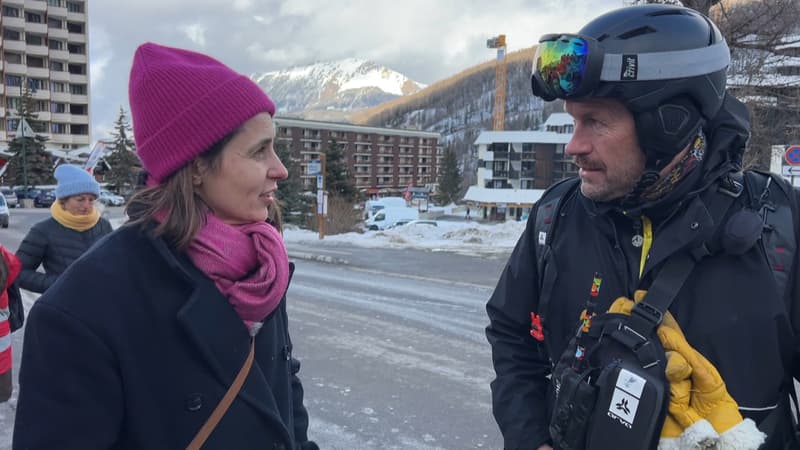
[0, 0, 90, 150]
[274, 117, 442, 196]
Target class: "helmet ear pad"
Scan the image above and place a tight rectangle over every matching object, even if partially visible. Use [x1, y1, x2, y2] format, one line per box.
[633, 95, 703, 170]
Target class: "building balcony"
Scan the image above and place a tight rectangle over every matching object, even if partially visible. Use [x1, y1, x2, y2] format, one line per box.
[49, 49, 70, 60]
[520, 169, 535, 178]
[69, 73, 88, 84]
[50, 71, 70, 81]
[509, 152, 521, 161]
[492, 151, 509, 159]
[492, 170, 509, 178]
[50, 92, 71, 102]
[25, 0, 48, 11]
[3, 16, 25, 28]
[67, 32, 86, 43]
[48, 6, 68, 18]
[4, 40, 26, 53]
[69, 114, 89, 124]
[49, 28, 69, 39]
[27, 44, 49, 57]
[26, 66, 49, 78]
[67, 53, 87, 64]
[70, 94, 88, 104]
[25, 22, 47, 34]
[31, 89, 49, 99]
[4, 62, 26, 74]
[66, 12, 87, 22]
[521, 152, 535, 160]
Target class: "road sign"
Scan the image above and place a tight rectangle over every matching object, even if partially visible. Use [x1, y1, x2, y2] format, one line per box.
[307, 160, 321, 175]
[316, 175, 324, 189]
[782, 166, 800, 176]
[785, 145, 800, 166]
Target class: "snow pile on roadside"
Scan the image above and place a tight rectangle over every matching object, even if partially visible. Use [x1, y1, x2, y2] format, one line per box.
[283, 220, 526, 254]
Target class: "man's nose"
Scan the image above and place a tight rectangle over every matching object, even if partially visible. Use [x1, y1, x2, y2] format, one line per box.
[565, 130, 591, 156]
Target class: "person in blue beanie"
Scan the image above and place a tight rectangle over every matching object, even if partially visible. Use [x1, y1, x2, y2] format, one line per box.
[15, 164, 112, 293]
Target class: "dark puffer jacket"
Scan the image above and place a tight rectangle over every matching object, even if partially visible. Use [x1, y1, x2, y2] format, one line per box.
[15, 217, 112, 293]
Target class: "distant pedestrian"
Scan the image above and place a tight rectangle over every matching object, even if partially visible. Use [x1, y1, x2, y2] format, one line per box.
[15, 164, 112, 294]
[466, 206, 471, 220]
[0, 245, 20, 402]
[14, 42, 318, 450]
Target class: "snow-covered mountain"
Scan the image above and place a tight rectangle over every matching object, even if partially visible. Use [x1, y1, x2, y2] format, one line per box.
[251, 59, 426, 120]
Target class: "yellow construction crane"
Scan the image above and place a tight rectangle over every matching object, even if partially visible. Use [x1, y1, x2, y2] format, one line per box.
[486, 34, 507, 131]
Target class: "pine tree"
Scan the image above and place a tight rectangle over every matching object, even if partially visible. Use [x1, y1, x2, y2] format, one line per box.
[8, 84, 54, 188]
[437, 147, 462, 205]
[103, 107, 141, 195]
[276, 140, 309, 224]
[324, 139, 358, 201]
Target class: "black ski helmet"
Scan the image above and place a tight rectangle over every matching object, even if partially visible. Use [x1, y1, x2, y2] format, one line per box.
[532, 4, 730, 170]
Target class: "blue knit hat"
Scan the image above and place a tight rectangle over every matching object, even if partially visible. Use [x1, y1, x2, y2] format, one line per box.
[54, 164, 100, 199]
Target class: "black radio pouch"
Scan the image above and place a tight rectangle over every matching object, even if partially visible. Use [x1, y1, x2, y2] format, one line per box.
[550, 312, 669, 450]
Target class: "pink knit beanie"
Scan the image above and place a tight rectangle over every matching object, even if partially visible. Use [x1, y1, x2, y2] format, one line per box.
[128, 42, 275, 183]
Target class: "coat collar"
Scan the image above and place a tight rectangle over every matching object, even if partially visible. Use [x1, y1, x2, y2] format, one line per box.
[143, 227, 295, 440]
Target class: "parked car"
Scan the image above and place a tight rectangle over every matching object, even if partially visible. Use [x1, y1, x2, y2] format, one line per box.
[0, 188, 18, 208]
[98, 190, 125, 206]
[0, 193, 9, 228]
[364, 206, 420, 231]
[34, 189, 56, 208]
[15, 187, 41, 201]
[390, 219, 438, 229]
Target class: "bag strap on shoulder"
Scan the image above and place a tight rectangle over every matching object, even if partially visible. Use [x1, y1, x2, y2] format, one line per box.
[186, 338, 255, 450]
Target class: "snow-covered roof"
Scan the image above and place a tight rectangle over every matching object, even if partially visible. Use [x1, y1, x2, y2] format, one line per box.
[463, 186, 546, 206]
[543, 113, 573, 128]
[473, 131, 571, 146]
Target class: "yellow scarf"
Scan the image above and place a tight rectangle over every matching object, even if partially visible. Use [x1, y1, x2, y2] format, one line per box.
[50, 201, 101, 232]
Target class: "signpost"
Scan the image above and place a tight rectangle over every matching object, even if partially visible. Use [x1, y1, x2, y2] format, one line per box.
[312, 154, 327, 239]
[782, 145, 800, 187]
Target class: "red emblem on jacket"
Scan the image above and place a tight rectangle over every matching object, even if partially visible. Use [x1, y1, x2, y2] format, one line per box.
[530, 312, 544, 341]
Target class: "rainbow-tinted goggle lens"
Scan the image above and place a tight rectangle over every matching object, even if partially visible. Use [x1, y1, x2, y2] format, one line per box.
[531, 34, 605, 101]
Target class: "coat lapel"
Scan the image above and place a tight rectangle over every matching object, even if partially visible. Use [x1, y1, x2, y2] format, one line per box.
[150, 234, 291, 438]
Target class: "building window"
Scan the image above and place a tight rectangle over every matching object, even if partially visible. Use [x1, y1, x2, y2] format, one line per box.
[25, 34, 44, 46]
[69, 84, 87, 95]
[6, 97, 21, 111]
[7, 119, 19, 132]
[66, 2, 84, 13]
[50, 61, 65, 71]
[3, 52, 22, 64]
[27, 56, 46, 68]
[51, 102, 67, 113]
[33, 100, 48, 112]
[66, 22, 84, 34]
[67, 43, 85, 55]
[2, 6, 20, 17]
[49, 40, 65, 51]
[50, 81, 66, 92]
[70, 124, 89, 135]
[70, 104, 87, 115]
[48, 18, 63, 29]
[2, 29, 20, 41]
[51, 123, 68, 134]
[67, 63, 85, 75]
[5, 75, 22, 87]
[25, 12, 43, 23]
[48, 0, 65, 6]
[28, 78, 46, 91]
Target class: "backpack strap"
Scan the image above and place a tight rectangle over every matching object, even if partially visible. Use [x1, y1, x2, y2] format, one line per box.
[533, 177, 581, 335]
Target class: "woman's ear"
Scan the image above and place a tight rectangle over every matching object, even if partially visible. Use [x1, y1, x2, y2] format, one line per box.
[191, 160, 205, 187]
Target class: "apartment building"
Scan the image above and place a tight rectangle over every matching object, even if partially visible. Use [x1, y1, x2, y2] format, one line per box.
[274, 117, 442, 195]
[464, 113, 575, 221]
[0, 0, 90, 149]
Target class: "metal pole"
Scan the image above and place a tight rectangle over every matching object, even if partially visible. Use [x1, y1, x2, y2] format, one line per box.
[21, 121, 28, 202]
[318, 152, 326, 240]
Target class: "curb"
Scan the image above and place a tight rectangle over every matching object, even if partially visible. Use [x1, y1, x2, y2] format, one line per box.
[288, 251, 350, 265]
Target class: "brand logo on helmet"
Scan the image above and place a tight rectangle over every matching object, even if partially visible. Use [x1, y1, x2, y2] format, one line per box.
[621, 55, 638, 80]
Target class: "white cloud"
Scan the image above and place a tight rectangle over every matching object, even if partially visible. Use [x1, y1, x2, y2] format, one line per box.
[179, 23, 207, 48]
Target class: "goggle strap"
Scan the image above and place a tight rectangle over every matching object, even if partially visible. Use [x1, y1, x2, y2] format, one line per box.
[600, 41, 730, 82]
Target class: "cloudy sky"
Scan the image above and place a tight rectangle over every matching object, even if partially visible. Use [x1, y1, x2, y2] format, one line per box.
[88, 0, 623, 140]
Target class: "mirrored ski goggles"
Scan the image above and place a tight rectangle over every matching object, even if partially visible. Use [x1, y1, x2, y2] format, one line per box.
[530, 33, 731, 101]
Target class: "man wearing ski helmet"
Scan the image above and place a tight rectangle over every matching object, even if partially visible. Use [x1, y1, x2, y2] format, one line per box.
[487, 4, 800, 450]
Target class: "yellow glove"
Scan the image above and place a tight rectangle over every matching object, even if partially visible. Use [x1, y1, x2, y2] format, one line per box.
[607, 292, 719, 449]
[658, 323, 766, 449]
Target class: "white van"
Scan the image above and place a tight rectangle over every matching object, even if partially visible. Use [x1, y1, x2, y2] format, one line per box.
[364, 197, 408, 219]
[364, 206, 419, 231]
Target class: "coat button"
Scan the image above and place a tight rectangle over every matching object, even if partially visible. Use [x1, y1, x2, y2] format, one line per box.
[185, 393, 204, 412]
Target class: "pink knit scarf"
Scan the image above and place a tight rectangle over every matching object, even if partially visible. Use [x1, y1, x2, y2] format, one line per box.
[185, 213, 289, 334]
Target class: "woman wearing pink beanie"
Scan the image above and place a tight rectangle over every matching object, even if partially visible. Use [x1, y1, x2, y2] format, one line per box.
[14, 42, 318, 450]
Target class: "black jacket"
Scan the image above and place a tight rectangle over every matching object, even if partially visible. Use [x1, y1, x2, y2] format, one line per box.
[15, 217, 112, 293]
[13, 223, 318, 450]
[486, 96, 800, 449]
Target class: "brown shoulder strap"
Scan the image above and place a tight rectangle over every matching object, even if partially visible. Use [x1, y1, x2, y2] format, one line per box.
[186, 338, 255, 450]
